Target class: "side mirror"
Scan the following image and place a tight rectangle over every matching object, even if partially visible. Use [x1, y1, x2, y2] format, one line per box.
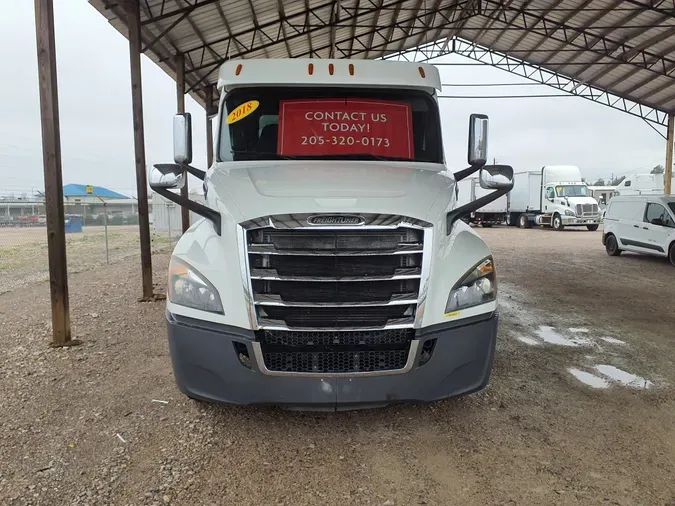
[479, 164, 513, 190]
[467, 114, 488, 166]
[651, 218, 664, 226]
[149, 163, 185, 190]
[174, 113, 193, 164]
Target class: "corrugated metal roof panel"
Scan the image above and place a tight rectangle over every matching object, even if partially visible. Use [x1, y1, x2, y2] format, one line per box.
[87, 0, 675, 114]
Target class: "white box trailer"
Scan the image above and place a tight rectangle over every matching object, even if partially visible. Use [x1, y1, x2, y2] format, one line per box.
[456, 177, 508, 227]
[509, 171, 542, 212]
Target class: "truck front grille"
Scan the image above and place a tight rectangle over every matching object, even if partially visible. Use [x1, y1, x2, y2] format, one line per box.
[241, 214, 431, 375]
[576, 203, 599, 216]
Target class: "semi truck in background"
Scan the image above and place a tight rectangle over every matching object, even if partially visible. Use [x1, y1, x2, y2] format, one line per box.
[507, 165, 601, 231]
[147, 58, 514, 411]
[457, 177, 508, 227]
[613, 173, 675, 196]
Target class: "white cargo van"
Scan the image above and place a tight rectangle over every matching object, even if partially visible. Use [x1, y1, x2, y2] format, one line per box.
[148, 59, 514, 410]
[603, 195, 675, 266]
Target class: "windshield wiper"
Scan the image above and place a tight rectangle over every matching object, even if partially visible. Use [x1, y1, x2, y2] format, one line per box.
[230, 150, 297, 160]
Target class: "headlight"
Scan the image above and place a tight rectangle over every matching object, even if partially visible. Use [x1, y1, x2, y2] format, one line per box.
[168, 257, 223, 313]
[564, 209, 576, 216]
[445, 257, 496, 313]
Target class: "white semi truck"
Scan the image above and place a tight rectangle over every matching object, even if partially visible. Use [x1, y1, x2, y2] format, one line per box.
[149, 58, 513, 410]
[457, 177, 509, 227]
[508, 166, 601, 231]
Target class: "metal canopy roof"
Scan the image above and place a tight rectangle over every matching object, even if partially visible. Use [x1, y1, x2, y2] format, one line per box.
[89, 0, 675, 116]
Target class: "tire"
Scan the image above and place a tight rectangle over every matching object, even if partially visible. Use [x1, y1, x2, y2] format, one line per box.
[552, 214, 564, 231]
[481, 223, 493, 228]
[587, 224, 599, 231]
[518, 214, 531, 229]
[605, 234, 621, 256]
[669, 243, 675, 267]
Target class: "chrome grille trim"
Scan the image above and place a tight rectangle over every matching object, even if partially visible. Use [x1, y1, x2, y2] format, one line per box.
[250, 268, 421, 282]
[257, 317, 416, 331]
[254, 293, 419, 308]
[248, 243, 423, 256]
[239, 214, 433, 332]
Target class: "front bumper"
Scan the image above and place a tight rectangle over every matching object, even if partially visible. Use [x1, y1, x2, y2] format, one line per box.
[166, 311, 499, 411]
[562, 215, 600, 225]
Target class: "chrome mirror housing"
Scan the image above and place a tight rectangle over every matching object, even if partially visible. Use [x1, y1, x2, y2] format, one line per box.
[479, 164, 514, 190]
[149, 163, 185, 190]
[173, 113, 193, 164]
[467, 114, 488, 166]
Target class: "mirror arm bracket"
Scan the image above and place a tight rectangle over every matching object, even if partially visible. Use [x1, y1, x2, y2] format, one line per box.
[446, 184, 513, 235]
[453, 163, 483, 183]
[153, 187, 222, 236]
[180, 163, 206, 181]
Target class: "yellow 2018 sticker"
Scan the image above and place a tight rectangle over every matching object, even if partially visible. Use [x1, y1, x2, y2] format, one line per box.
[226, 100, 259, 124]
[445, 311, 461, 319]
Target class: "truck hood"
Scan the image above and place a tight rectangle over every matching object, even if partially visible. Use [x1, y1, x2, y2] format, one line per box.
[566, 196, 599, 206]
[208, 161, 454, 222]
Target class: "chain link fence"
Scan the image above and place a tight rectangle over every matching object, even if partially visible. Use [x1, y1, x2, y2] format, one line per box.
[0, 197, 184, 295]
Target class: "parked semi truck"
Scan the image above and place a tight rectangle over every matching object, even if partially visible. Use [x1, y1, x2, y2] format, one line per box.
[508, 166, 601, 231]
[148, 58, 513, 410]
[457, 177, 508, 227]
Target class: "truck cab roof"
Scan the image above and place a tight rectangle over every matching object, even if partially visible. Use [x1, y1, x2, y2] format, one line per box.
[217, 58, 442, 93]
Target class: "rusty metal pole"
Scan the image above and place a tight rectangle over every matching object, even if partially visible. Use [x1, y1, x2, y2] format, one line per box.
[206, 86, 215, 168]
[665, 113, 674, 196]
[34, 0, 72, 346]
[175, 53, 191, 233]
[125, 0, 154, 300]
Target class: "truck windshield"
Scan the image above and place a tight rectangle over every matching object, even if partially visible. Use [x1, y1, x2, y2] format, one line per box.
[556, 185, 589, 197]
[219, 87, 442, 163]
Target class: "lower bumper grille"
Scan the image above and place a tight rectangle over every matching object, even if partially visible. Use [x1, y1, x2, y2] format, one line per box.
[262, 348, 410, 374]
[258, 329, 415, 374]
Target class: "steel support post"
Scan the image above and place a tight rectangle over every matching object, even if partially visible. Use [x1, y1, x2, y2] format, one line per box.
[175, 53, 190, 233]
[125, 0, 154, 300]
[34, 0, 72, 346]
[666, 114, 674, 196]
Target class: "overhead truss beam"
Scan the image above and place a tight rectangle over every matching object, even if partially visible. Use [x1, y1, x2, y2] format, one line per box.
[403, 38, 669, 127]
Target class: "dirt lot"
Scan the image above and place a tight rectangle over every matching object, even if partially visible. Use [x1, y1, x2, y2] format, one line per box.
[0, 226, 673, 506]
[0, 226, 172, 294]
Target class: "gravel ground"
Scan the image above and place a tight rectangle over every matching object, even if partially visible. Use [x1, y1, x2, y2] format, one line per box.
[0, 226, 172, 294]
[0, 226, 673, 506]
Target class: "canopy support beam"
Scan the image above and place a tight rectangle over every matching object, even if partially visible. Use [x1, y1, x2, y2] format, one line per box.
[124, 0, 154, 300]
[34, 0, 72, 347]
[666, 113, 674, 196]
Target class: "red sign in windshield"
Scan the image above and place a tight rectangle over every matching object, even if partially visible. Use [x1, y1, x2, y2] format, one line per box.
[277, 99, 414, 159]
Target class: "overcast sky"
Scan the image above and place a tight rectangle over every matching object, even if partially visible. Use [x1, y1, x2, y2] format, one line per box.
[0, 0, 669, 198]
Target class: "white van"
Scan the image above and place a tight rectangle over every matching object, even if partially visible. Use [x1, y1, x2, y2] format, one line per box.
[602, 195, 675, 266]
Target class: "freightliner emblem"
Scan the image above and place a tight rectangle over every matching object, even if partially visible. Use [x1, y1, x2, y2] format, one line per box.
[307, 215, 366, 226]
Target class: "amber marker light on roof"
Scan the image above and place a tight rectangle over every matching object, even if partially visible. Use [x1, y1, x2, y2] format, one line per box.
[308, 63, 314, 75]
[349, 64, 355, 75]
[418, 66, 426, 78]
[235, 64, 243, 76]
[329, 63, 334, 75]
